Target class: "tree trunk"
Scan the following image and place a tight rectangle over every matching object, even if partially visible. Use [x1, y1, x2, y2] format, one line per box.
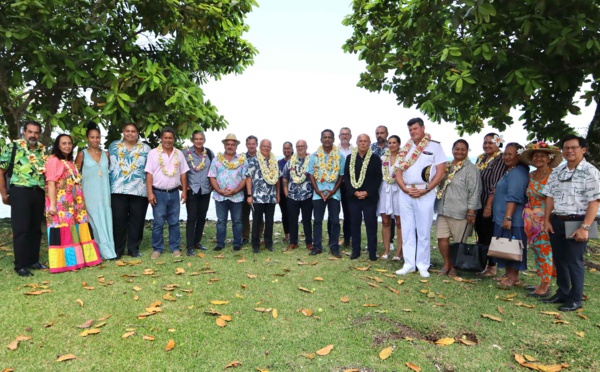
[585, 99, 600, 169]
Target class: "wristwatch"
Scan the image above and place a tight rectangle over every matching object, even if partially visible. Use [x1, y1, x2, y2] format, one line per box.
[504, 216, 512, 221]
[581, 224, 591, 231]
[425, 186, 430, 192]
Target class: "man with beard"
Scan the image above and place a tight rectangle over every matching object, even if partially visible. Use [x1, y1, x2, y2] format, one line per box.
[278, 141, 293, 243]
[242, 135, 261, 244]
[370, 125, 389, 157]
[0, 121, 48, 276]
[344, 134, 383, 261]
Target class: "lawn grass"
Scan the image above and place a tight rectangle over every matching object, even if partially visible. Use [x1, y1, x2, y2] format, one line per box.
[1, 218, 599, 371]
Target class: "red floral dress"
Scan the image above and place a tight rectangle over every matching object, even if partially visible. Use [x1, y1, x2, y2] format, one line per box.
[45, 156, 101, 273]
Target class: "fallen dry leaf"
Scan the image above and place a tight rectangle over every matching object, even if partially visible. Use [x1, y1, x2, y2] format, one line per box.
[481, 314, 502, 322]
[97, 314, 112, 321]
[143, 335, 155, 341]
[175, 268, 185, 275]
[379, 346, 393, 360]
[340, 296, 350, 303]
[524, 355, 536, 362]
[541, 311, 560, 316]
[79, 329, 100, 337]
[576, 331, 585, 338]
[7, 340, 19, 351]
[301, 353, 315, 359]
[121, 331, 136, 338]
[272, 309, 278, 319]
[354, 266, 370, 271]
[44, 321, 54, 328]
[216, 318, 227, 327]
[301, 308, 313, 317]
[210, 300, 230, 305]
[374, 269, 387, 273]
[363, 304, 379, 307]
[133, 286, 142, 292]
[406, 362, 422, 372]
[458, 339, 477, 346]
[77, 319, 94, 329]
[313, 277, 324, 281]
[497, 306, 504, 315]
[298, 287, 312, 293]
[247, 273, 257, 279]
[220, 315, 232, 322]
[435, 338, 455, 346]
[76, 299, 84, 307]
[397, 280, 405, 285]
[165, 339, 175, 351]
[316, 344, 334, 356]
[224, 360, 242, 369]
[56, 354, 76, 362]
[577, 313, 588, 320]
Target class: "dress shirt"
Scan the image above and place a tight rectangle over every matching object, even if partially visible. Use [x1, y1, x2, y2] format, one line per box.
[145, 147, 189, 190]
[282, 156, 313, 201]
[186, 147, 212, 195]
[543, 159, 600, 215]
[398, 140, 446, 185]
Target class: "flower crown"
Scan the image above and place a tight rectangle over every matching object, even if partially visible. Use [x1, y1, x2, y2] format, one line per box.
[523, 141, 560, 159]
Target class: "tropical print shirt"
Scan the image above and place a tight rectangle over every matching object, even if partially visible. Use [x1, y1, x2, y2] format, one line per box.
[246, 157, 279, 204]
[282, 156, 313, 201]
[543, 159, 600, 215]
[0, 139, 47, 188]
[108, 139, 151, 197]
[207, 153, 248, 203]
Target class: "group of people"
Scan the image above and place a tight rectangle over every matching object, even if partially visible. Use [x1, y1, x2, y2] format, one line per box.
[1, 119, 598, 313]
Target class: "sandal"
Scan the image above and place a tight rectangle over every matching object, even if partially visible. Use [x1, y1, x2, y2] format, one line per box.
[392, 256, 403, 261]
[497, 278, 523, 289]
[447, 268, 458, 277]
[438, 268, 450, 276]
[381, 254, 388, 260]
[477, 266, 497, 277]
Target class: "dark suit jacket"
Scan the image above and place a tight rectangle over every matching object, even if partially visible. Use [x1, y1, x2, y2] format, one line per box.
[344, 151, 383, 203]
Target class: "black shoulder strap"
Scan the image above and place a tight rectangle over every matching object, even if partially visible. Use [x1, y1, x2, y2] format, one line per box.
[6, 142, 18, 177]
[207, 148, 214, 162]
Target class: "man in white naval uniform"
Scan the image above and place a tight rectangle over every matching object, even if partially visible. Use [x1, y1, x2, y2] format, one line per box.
[395, 118, 446, 277]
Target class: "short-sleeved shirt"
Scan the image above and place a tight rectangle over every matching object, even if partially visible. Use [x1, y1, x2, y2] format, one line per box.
[370, 142, 388, 158]
[185, 146, 212, 195]
[492, 166, 529, 227]
[207, 153, 248, 203]
[542, 159, 600, 215]
[339, 144, 354, 159]
[282, 156, 313, 201]
[246, 156, 279, 204]
[108, 139, 151, 197]
[307, 147, 345, 201]
[399, 140, 446, 185]
[145, 147, 190, 190]
[0, 140, 47, 188]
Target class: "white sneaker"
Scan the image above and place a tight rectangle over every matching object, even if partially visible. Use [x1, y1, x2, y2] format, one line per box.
[418, 269, 430, 278]
[395, 266, 413, 275]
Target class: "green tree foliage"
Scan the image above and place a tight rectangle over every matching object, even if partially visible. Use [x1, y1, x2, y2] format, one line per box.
[0, 0, 257, 146]
[342, 0, 600, 144]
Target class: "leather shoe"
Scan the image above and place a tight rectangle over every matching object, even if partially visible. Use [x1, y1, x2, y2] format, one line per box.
[331, 249, 342, 258]
[196, 244, 208, 251]
[29, 262, 48, 270]
[233, 246, 242, 252]
[541, 294, 566, 304]
[241, 238, 250, 245]
[128, 251, 142, 258]
[214, 246, 224, 251]
[309, 248, 322, 255]
[559, 302, 582, 312]
[306, 243, 313, 251]
[16, 268, 33, 277]
[252, 248, 261, 253]
[186, 248, 195, 257]
[287, 244, 298, 250]
[350, 251, 360, 260]
[526, 291, 550, 298]
[267, 247, 274, 252]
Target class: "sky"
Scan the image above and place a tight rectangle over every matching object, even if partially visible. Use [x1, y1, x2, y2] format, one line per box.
[199, 0, 595, 157]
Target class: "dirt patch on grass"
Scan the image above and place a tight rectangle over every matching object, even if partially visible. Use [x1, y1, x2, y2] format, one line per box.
[372, 317, 480, 347]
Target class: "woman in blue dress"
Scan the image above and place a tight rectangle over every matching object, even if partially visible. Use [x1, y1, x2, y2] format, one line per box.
[492, 142, 529, 288]
[75, 122, 116, 260]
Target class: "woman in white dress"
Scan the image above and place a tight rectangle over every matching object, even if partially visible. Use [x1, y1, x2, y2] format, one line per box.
[377, 135, 402, 260]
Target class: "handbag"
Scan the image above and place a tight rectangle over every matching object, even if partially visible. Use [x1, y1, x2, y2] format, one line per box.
[450, 224, 488, 272]
[487, 234, 524, 261]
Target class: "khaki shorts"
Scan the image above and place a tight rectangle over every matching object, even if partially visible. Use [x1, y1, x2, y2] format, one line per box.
[436, 215, 472, 242]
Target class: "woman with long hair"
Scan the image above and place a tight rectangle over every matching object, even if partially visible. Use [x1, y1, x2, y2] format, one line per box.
[75, 122, 116, 260]
[45, 134, 102, 273]
[377, 135, 403, 261]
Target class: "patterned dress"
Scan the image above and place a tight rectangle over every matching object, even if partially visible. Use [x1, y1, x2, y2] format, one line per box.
[523, 173, 555, 283]
[45, 156, 102, 273]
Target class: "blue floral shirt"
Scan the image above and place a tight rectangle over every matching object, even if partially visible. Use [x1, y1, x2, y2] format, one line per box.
[207, 153, 248, 203]
[307, 150, 345, 201]
[108, 139, 151, 197]
[282, 156, 313, 201]
[246, 157, 279, 204]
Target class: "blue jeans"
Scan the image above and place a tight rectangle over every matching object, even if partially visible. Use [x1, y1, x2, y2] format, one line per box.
[215, 200, 242, 247]
[151, 189, 181, 253]
[312, 198, 340, 250]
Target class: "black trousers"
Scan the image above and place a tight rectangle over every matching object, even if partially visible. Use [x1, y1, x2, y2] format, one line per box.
[475, 209, 496, 265]
[185, 191, 211, 248]
[10, 186, 45, 270]
[340, 182, 351, 242]
[243, 198, 263, 240]
[287, 198, 313, 245]
[279, 193, 290, 235]
[349, 199, 378, 260]
[550, 215, 586, 304]
[111, 193, 148, 257]
[252, 203, 275, 249]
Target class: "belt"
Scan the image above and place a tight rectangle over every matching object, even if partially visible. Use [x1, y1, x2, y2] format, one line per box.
[11, 185, 43, 191]
[408, 184, 427, 189]
[552, 214, 585, 221]
[152, 187, 179, 193]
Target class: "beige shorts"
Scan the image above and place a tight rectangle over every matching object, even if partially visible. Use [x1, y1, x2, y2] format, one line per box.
[436, 215, 472, 242]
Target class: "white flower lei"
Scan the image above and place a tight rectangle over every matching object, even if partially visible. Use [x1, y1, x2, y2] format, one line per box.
[349, 148, 373, 189]
[475, 151, 501, 171]
[436, 160, 465, 199]
[156, 144, 180, 177]
[257, 152, 279, 185]
[289, 153, 309, 184]
[117, 141, 143, 176]
[313, 145, 341, 183]
[381, 149, 398, 184]
[187, 147, 206, 171]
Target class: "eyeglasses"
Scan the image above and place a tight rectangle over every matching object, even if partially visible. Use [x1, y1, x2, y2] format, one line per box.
[296, 145, 307, 148]
[562, 146, 581, 152]
[340, 133, 351, 136]
[557, 168, 574, 182]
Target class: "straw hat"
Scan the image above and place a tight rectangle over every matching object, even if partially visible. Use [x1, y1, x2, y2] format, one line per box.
[519, 141, 563, 168]
[221, 133, 240, 145]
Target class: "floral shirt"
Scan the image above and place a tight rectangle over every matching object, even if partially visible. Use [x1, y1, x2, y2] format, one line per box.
[0, 139, 47, 188]
[207, 153, 248, 203]
[246, 157, 279, 204]
[108, 139, 151, 197]
[307, 150, 345, 201]
[282, 156, 313, 201]
[370, 142, 388, 158]
[44, 156, 89, 228]
[543, 159, 600, 215]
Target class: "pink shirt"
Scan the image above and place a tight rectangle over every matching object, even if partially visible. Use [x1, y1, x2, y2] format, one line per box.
[144, 147, 190, 190]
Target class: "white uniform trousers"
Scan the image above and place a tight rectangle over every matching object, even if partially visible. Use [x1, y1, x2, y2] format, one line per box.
[398, 189, 436, 271]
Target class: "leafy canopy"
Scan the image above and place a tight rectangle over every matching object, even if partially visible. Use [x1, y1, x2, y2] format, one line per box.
[0, 0, 257, 146]
[342, 0, 600, 141]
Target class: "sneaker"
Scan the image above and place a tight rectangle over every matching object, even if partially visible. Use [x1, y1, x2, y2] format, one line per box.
[173, 250, 182, 257]
[395, 266, 414, 275]
[418, 269, 430, 278]
[186, 248, 195, 257]
[151, 251, 161, 260]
